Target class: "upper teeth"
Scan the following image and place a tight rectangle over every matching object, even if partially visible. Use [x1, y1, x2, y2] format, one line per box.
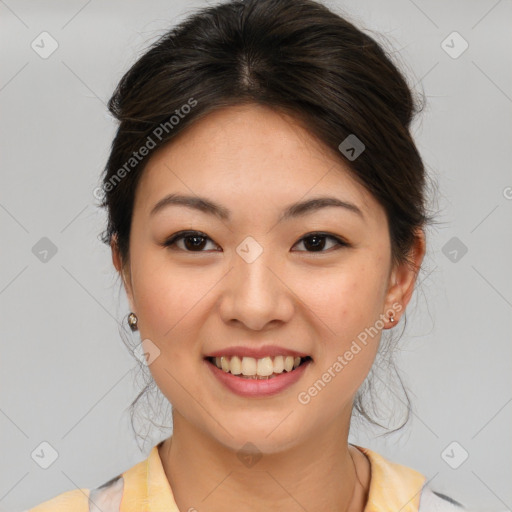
[213, 355, 303, 376]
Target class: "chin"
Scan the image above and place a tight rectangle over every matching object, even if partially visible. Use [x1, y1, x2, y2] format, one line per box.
[207, 418, 305, 456]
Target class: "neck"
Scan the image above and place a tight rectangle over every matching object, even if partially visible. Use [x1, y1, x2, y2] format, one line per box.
[158, 412, 370, 512]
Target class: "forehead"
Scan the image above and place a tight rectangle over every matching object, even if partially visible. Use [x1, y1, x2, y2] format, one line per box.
[135, 104, 381, 222]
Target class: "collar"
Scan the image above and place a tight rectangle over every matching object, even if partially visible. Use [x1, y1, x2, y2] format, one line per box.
[353, 444, 427, 511]
[119, 440, 426, 512]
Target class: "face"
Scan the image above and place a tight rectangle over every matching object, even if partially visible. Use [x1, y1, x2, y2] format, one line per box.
[112, 103, 424, 454]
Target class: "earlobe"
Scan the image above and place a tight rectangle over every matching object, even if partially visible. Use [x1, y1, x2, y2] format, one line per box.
[383, 269, 403, 327]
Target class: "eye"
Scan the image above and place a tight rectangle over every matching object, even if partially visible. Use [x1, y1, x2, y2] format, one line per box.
[162, 230, 349, 253]
[163, 231, 220, 252]
[292, 232, 349, 253]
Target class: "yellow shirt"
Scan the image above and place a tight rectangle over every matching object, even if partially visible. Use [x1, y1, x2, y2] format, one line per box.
[25, 441, 465, 511]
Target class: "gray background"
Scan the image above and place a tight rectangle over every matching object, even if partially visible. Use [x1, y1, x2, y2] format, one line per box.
[1, 1, 511, 511]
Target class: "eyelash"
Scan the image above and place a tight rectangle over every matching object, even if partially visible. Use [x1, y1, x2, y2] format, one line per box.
[162, 230, 350, 253]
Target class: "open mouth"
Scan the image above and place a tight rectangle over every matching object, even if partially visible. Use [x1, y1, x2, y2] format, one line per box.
[205, 355, 312, 380]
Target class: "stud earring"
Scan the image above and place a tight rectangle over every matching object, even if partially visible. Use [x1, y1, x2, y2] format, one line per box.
[128, 312, 138, 331]
[389, 313, 395, 324]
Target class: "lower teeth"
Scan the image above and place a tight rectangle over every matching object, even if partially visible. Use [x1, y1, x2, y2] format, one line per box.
[229, 368, 300, 379]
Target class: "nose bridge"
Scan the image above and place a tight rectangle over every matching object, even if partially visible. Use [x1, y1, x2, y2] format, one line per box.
[234, 237, 280, 302]
[219, 235, 293, 328]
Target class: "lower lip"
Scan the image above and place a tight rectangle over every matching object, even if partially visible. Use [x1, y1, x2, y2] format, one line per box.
[204, 358, 312, 398]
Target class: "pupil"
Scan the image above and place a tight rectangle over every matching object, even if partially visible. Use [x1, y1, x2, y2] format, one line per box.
[185, 235, 206, 250]
[305, 235, 325, 251]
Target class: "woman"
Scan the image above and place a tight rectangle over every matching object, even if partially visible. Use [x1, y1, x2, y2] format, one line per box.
[27, 0, 470, 510]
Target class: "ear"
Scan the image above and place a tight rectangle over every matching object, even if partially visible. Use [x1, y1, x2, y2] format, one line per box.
[383, 227, 426, 325]
[110, 235, 136, 312]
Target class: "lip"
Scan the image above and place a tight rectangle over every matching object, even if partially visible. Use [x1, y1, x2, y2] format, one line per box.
[204, 357, 312, 398]
[203, 345, 311, 359]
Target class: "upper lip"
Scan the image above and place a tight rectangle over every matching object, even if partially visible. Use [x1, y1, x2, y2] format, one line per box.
[204, 345, 311, 360]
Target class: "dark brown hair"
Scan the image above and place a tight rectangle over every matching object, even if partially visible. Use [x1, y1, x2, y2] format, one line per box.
[97, 0, 437, 443]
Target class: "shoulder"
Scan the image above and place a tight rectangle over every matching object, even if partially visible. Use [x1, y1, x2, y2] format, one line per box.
[26, 473, 124, 512]
[25, 442, 166, 512]
[352, 444, 470, 512]
[24, 488, 90, 512]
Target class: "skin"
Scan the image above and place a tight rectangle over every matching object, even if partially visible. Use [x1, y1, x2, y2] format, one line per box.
[112, 103, 426, 512]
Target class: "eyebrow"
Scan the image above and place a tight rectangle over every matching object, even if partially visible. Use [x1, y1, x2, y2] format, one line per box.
[150, 193, 365, 222]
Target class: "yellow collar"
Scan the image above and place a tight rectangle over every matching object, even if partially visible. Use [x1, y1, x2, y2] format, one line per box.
[119, 441, 426, 512]
[353, 444, 426, 511]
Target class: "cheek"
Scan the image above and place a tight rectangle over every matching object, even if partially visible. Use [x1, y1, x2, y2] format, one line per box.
[128, 251, 213, 407]
[130, 248, 211, 340]
[293, 259, 385, 392]
[299, 260, 385, 335]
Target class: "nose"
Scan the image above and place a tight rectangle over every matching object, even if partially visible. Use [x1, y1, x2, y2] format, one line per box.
[218, 248, 295, 331]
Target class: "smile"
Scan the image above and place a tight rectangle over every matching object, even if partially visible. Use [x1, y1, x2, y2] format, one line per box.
[204, 355, 313, 398]
[206, 355, 312, 379]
